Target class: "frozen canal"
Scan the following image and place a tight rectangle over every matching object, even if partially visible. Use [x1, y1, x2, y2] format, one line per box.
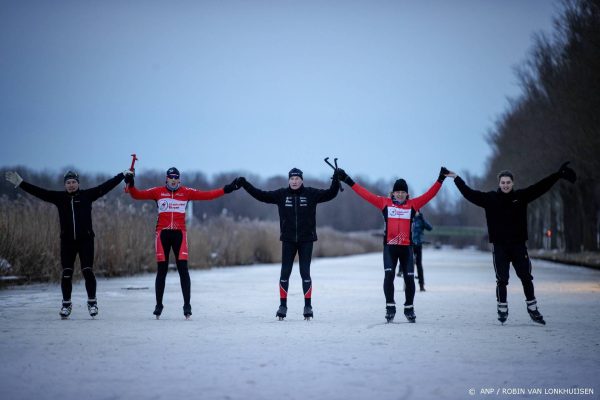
[1, 248, 599, 400]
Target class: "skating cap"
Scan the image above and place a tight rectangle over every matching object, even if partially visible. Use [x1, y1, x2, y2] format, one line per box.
[63, 171, 79, 183]
[393, 178, 408, 192]
[166, 167, 180, 179]
[288, 168, 303, 179]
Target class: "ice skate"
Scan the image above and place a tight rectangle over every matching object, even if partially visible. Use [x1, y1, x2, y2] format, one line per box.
[183, 304, 192, 320]
[385, 304, 396, 323]
[404, 305, 416, 323]
[526, 300, 546, 325]
[497, 302, 508, 324]
[303, 306, 313, 321]
[153, 304, 164, 319]
[59, 301, 72, 320]
[419, 284, 426, 292]
[276, 305, 287, 321]
[87, 299, 98, 318]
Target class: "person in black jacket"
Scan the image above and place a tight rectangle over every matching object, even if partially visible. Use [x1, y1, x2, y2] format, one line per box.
[236, 168, 340, 320]
[447, 162, 576, 325]
[5, 168, 132, 319]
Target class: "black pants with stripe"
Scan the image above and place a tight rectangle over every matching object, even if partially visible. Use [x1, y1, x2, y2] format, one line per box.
[60, 237, 96, 301]
[280, 241, 313, 307]
[492, 243, 535, 303]
[383, 244, 415, 306]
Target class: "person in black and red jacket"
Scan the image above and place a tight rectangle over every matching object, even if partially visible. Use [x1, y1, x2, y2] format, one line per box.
[337, 167, 451, 323]
[5, 168, 132, 319]
[236, 168, 340, 321]
[446, 162, 576, 325]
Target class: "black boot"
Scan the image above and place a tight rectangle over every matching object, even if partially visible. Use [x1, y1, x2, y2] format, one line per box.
[526, 300, 546, 325]
[60, 301, 72, 319]
[385, 304, 396, 322]
[87, 298, 98, 318]
[153, 304, 164, 319]
[276, 305, 287, 320]
[497, 302, 508, 324]
[303, 306, 313, 320]
[404, 305, 416, 323]
[183, 304, 192, 320]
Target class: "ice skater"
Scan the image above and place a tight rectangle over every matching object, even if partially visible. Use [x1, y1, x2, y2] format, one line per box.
[5, 168, 131, 319]
[336, 167, 450, 322]
[126, 167, 240, 319]
[236, 167, 340, 320]
[411, 211, 432, 292]
[446, 162, 577, 324]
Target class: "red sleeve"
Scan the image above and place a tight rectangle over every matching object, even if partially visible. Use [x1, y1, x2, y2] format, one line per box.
[351, 183, 388, 209]
[185, 187, 225, 201]
[410, 181, 442, 210]
[129, 186, 161, 200]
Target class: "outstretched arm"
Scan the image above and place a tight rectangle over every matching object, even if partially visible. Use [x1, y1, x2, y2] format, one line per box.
[88, 172, 126, 202]
[315, 175, 340, 203]
[17, 180, 63, 204]
[128, 186, 161, 200]
[239, 178, 279, 204]
[187, 187, 225, 201]
[520, 172, 560, 203]
[453, 175, 488, 208]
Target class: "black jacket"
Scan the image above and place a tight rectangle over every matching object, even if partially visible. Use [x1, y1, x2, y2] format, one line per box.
[454, 173, 559, 244]
[19, 173, 125, 241]
[242, 178, 340, 242]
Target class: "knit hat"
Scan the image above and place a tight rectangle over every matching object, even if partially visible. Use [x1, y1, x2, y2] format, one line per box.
[393, 178, 408, 192]
[166, 167, 180, 179]
[288, 168, 303, 179]
[63, 171, 79, 183]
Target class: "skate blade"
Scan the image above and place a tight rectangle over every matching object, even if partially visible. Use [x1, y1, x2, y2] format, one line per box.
[155, 315, 160, 320]
[60, 316, 70, 320]
[277, 316, 285, 321]
[304, 316, 313, 321]
[185, 315, 191, 320]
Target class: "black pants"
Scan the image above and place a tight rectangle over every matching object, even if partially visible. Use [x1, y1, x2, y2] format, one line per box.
[60, 237, 96, 301]
[492, 243, 535, 303]
[280, 241, 313, 307]
[383, 244, 415, 306]
[413, 244, 424, 286]
[156, 230, 190, 307]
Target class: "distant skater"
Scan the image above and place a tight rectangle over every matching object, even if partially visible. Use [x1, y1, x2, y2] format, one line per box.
[446, 162, 576, 324]
[412, 211, 432, 292]
[337, 167, 450, 323]
[236, 167, 340, 320]
[126, 167, 240, 319]
[5, 168, 131, 319]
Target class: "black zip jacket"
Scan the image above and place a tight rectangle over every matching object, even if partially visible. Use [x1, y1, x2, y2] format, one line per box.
[454, 173, 560, 244]
[19, 173, 125, 241]
[242, 178, 340, 242]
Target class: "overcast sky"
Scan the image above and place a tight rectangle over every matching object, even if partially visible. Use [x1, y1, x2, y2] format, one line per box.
[0, 0, 562, 192]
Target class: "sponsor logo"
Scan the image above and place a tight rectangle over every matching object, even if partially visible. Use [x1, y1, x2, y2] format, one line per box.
[387, 207, 411, 219]
[157, 198, 187, 213]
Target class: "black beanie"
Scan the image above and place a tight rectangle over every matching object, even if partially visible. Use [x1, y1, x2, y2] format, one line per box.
[166, 167, 180, 179]
[63, 171, 79, 183]
[393, 178, 408, 192]
[289, 168, 303, 179]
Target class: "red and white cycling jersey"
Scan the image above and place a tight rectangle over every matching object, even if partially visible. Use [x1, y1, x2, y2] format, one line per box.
[129, 185, 224, 231]
[351, 181, 441, 246]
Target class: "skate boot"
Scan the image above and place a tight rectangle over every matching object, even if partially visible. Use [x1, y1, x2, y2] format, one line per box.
[404, 305, 416, 323]
[526, 300, 546, 325]
[497, 302, 509, 324]
[183, 304, 192, 320]
[87, 299, 98, 318]
[153, 304, 164, 319]
[276, 305, 287, 320]
[303, 306, 313, 321]
[419, 284, 426, 292]
[59, 301, 72, 320]
[385, 304, 396, 323]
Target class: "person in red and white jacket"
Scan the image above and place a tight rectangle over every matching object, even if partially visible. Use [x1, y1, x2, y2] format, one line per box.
[125, 167, 240, 319]
[336, 167, 451, 323]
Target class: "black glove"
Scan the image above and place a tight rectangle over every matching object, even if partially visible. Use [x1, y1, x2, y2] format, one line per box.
[124, 175, 134, 186]
[558, 161, 577, 183]
[438, 167, 450, 183]
[336, 168, 355, 186]
[223, 178, 242, 194]
[236, 176, 247, 188]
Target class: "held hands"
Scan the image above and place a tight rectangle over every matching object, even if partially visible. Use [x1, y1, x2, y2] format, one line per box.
[5, 171, 23, 187]
[438, 167, 456, 182]
[335, 168, 355, 186]
[558, 161, 576, 183]
[224, 177, 244, 194]
[123, 169, 135, 185]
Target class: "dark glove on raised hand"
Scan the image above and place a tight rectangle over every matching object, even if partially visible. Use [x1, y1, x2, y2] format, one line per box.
[336, 168, 355, 186]
[223, 178, 242, 194]
[124, 174, 135, 186]
[438, 167, 450, 183]
[558, 161, 577, 183]
[236, 176, 247, 188]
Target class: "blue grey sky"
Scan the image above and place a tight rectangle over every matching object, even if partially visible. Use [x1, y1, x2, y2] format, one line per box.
[0, 0, 561, 192]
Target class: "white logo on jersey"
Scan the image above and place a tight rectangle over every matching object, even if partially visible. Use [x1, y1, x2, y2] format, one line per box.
[387, 207, 411, 219]
[157, 198, 187, 213]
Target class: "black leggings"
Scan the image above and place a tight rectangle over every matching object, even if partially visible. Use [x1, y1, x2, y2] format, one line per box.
[492, 243, 535, 303]
[60, 237, 96, 301]
[280, 241, 313, 307]
[413, 244, 424, 286]
[383, 244, 415, 306]
[156, 230, 190, 306]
